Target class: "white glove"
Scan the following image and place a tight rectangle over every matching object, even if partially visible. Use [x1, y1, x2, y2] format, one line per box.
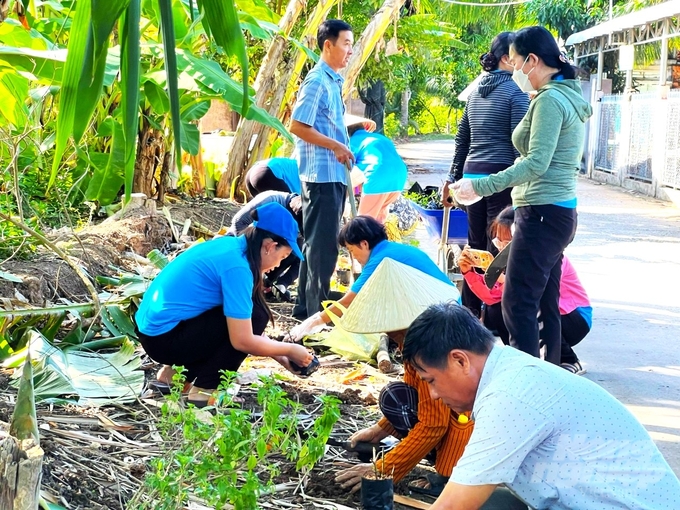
[450, 179, 482, 206]
[287, 312, 325, 342]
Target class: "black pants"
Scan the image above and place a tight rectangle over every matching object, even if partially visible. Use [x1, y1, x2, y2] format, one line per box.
[559, 309, 590, 364]
[293, 181, 346, 319]
[502, 205, 577, 364]
[136, 302, 269, 389]
[485, 303, 590, 364]
[461, 188, 513, 317]
[245, 162, 291, 197]
[265, 237, 303, 288]
[484, 303, 510, 345]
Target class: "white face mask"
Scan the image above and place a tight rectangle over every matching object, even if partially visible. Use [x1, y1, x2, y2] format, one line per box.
[512, 55, 535, 92]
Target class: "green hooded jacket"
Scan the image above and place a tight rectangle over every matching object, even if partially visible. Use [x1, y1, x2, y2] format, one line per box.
[472, 79, 593, 207]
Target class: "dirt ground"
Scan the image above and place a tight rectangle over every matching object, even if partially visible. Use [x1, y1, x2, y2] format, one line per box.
[0, 197, 437, 509]
[0, 343, 436, 510]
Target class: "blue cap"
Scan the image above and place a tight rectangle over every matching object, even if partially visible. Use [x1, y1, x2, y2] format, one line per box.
[253, 202, 304, 260]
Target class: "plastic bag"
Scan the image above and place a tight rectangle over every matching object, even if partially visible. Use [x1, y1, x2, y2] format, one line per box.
[305, 302, 381, 363]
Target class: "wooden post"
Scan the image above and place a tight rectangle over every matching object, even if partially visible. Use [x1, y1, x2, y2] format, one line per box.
[377, 333, 392, 373]
[217, 0, 309, 198]
[0, 435, 43, 510]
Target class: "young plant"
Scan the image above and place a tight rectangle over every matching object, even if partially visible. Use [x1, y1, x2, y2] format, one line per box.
[132, 370, 340, 510]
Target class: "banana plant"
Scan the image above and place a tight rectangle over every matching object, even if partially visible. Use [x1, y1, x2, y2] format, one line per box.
[49, 0, 250, 204]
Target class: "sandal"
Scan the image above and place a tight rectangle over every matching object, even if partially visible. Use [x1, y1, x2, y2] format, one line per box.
[408, 473, 448, 497]
[560, 361, 586, 376]
[149, 380, 192, 395]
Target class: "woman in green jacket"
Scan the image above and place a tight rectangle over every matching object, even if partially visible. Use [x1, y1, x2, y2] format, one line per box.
[452, 26, 593, 365]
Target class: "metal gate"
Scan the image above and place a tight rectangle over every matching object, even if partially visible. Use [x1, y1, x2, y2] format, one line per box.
[595, 95, 622, 173]
[626, 93, 655, 182]
[592, 90, 680, 193]
[661, 90, 680, 190]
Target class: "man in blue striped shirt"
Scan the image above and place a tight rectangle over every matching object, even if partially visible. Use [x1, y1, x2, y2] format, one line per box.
[290, 19, 355, 320]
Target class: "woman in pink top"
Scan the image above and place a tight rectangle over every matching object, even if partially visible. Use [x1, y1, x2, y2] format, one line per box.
[458, 206, 592, 374]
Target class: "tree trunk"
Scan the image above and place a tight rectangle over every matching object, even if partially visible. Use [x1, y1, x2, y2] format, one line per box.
[134, 113, 164, 199]
[217, 0, 308, 199]
[157, 150, 172, 204]
[0, 436, 43, 510]
[221, 0, 339, 198]
[400, 89, 410, 134]
[190, 138, 205, 196]
[341, 0, 407, 101]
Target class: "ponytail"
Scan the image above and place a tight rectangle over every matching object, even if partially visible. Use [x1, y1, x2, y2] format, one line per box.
[480, 31, 514, 72]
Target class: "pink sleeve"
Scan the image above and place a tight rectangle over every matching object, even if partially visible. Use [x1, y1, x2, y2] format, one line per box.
[463, 271, 503, 305]
[559, 257, 590, 314]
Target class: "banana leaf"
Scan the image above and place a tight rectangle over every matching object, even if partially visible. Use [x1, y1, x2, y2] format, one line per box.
[120, 0, 141, 204]
[10, 353, 39, 445]
[0, 270, 23, 283]
[8, 330, 144, 406]
[197, 0, 249, 117]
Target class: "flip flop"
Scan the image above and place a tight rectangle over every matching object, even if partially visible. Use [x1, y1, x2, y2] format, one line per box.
[408, 473, 448, 497]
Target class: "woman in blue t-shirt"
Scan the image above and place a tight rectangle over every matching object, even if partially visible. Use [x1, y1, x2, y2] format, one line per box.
[288, 215, 458, 341]
[244, 158, 301, 196]
[135, 202, 312, 406]
[348, 125, 408, 224]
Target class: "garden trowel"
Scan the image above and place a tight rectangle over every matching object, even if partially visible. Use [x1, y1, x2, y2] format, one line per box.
[484, 241, 511, 289]
[326, 437, 385, 462]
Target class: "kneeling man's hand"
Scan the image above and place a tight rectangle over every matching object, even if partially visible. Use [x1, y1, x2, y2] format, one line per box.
[335, 463, 374, 493]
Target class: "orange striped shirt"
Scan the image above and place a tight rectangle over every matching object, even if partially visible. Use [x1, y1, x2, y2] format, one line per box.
[376, 362, 474, 482]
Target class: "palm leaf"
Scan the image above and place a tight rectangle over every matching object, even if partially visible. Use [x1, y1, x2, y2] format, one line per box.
[49, 0, 129, 190]
[84, 119, 126, 206]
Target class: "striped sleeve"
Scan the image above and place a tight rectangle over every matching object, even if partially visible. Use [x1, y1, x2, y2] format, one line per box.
[450, 105, 471, 181]
[291, 75, 325, 127]
[376, 364, 451, 482]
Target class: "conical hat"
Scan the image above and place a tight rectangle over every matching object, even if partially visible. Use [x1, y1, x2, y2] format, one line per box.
[344, 113, 377, 132]
[341, 258, 461, 334]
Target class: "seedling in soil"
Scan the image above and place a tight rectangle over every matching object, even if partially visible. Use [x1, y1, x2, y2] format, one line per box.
[130, 368, 340, 510]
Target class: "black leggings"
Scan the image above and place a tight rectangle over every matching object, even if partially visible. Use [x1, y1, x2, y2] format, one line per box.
[502, 205, 577, 364]
[245, 161, 291, 197]
[137, 301, 269, 388]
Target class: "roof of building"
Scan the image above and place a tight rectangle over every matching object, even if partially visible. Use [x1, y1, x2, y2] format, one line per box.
[566, 0, 680, 46]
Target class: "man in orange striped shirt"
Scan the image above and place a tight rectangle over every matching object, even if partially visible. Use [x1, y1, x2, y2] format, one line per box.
[334, 330, 474, 495]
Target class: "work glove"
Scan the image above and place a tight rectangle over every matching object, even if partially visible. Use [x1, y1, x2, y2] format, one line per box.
[450, 178, 481, 206]
[286, 312, 325, 342]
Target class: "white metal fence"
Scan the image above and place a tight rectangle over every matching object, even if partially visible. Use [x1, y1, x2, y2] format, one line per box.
[590, 89, 680, 195]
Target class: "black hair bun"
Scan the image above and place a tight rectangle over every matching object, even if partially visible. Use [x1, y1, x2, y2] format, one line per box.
[480, 52, 499, 72]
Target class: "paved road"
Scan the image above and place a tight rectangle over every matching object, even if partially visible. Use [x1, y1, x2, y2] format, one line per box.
[397, 139, 680, 474]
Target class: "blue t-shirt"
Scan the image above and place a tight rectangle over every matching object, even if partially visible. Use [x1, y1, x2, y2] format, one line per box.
[136, 236, 254, 336]
[349, 129, 408, 194]
[266, 158, 301, 194]
[351, 240, 452, 294]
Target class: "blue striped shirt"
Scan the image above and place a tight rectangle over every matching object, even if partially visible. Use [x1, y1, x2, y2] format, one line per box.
[292, 60, 349, 184]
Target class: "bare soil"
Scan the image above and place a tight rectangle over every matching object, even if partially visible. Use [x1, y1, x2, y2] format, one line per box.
[0, 197, 435, 509]
[0, 197, 240, 306]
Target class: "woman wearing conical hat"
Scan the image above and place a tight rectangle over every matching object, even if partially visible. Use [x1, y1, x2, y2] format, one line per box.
[289, 216, 470, 493]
